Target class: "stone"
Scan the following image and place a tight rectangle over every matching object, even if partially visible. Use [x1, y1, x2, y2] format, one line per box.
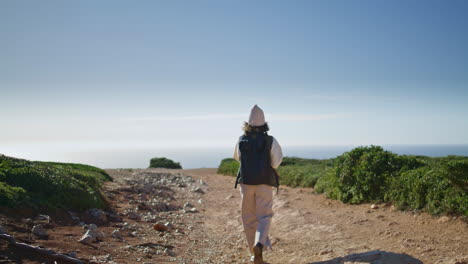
[78, 230, 96, 244]
[66, 252, 77, 258]
[0, 225, 7, 235]
[84, 208, 108, 225]
[192, 187, 205, 194]
[370, 204, 378, 209]
[32, 224, 48, 238]
[153, 223, 169, 232]
[141, 183, 155, 193]
[137, 202, 150, 211]
[128, 211, 141, 221]
[183, 202, 194, 208]
[111, 229, 123, 240]
[79, 223, 105, 244]
[319, 248, 333, 255]
[187, 208, 198, 213]
[437, 216, 451, 223]
[226, 195, 234, 199]
[164, 222, 174, 229]
[37, 214, 51, 223]
[164, 248, 176, 257]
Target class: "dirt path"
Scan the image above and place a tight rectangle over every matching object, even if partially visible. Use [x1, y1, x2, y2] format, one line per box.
[180, 168, 467, 264]
[1, 168, 466, 264]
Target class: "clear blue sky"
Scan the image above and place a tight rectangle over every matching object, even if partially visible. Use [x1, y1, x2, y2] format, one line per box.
[1, 0, 468, 156]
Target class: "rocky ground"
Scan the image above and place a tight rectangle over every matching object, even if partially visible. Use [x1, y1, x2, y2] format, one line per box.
[0, 168, 467, 264]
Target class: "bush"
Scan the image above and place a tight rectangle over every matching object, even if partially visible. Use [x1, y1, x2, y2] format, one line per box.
[0, 155, 112, 210]
[315, 146, 467, 215]
[149, 157, 182, 169]
[217, 158, 239, 176]
[218, 146, 468, 216]
[278, 161, 332, 188]
[386, 161, 468, 215]
[321, 146, 423, 204]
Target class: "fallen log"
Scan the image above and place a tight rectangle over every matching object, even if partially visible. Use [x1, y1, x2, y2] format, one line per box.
[0, 233, 83, 264]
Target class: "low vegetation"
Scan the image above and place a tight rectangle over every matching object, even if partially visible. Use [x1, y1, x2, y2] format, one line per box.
[149, 157, 182, 169]
[217, 146, 468, 216]
[0, 155, 112, 210]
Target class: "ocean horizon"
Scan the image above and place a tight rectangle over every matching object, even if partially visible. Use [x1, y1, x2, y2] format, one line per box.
[2, 144, 468, 169]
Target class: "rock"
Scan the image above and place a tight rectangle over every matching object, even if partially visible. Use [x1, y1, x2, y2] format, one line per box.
[187, 208, 198, 213]
[36, 214, 51, 223]
[66, 252, 77, 258]
[192, 187, 205, 194]
[164, 248, 176, 257]
[79, 223, 105, 244]
[319, 248, 333, 255]
[84, 208, 108, 225]
[164, 222, 174, 229]
[87, 224, 105, 239]
[370, 204, 378, 209]
[127, 211, 141, 221]
[78, 230, 96, 244]
[141, 183, 155, 193]
[153, 223, 169, 232]
[137, 202, 150, 211]
[111, 229, 123, 240]
[68, 211, 81, 223]
[226, 195, 234, 199]
[106, 211, 124, 222]
[32, 224, 48, 239]
[0, 225, 7, 235]
[184, 202, 194, 208]
[437, 216, 451, 223]
[138, 193, 147, 200]
[24, 218, 34, 225]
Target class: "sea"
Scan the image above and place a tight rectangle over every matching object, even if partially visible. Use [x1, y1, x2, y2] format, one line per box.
[2, 144, 468, 169]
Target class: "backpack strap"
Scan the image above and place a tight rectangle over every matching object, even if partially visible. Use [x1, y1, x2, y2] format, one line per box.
[266, 135, 280, 194]
[234, 171, 240, 189]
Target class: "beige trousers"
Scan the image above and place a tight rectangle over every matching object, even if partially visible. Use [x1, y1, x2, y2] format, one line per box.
[239, 184, 273, 253]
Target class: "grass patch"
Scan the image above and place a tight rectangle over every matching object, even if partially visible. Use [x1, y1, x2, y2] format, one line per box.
[0, 155, 112, 211]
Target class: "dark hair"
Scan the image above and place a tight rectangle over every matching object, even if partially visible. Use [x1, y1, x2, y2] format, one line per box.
[242, 122, 269, 135]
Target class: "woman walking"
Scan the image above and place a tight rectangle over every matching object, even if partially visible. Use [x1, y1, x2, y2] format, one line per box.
[233, 105, 283, 264]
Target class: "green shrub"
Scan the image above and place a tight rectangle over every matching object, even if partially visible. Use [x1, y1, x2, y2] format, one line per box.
[0, 155, 112, 210]
[326, 146, 423, 203]
[314, 170, 340, 199]
[0, 182, 26, 207]
[387, 161, 468, 215]
[149, 157, 182, 169]
[278, 162, 332, 188]
[218, 146, 468, 216]
[217, 158, 239, 176]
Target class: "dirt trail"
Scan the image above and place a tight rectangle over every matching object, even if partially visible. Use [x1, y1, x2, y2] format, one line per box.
[1, 168, 466, 264]
[180, 168, 467, 264]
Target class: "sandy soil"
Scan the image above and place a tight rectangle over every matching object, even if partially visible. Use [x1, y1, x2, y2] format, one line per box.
[0, 168, 466, 264]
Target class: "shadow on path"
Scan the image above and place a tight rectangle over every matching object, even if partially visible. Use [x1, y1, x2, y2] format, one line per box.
[307, 250, 424, 264]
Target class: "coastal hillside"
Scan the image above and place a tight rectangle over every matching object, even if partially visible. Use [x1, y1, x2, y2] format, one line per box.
[0, 154, 112, 211]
